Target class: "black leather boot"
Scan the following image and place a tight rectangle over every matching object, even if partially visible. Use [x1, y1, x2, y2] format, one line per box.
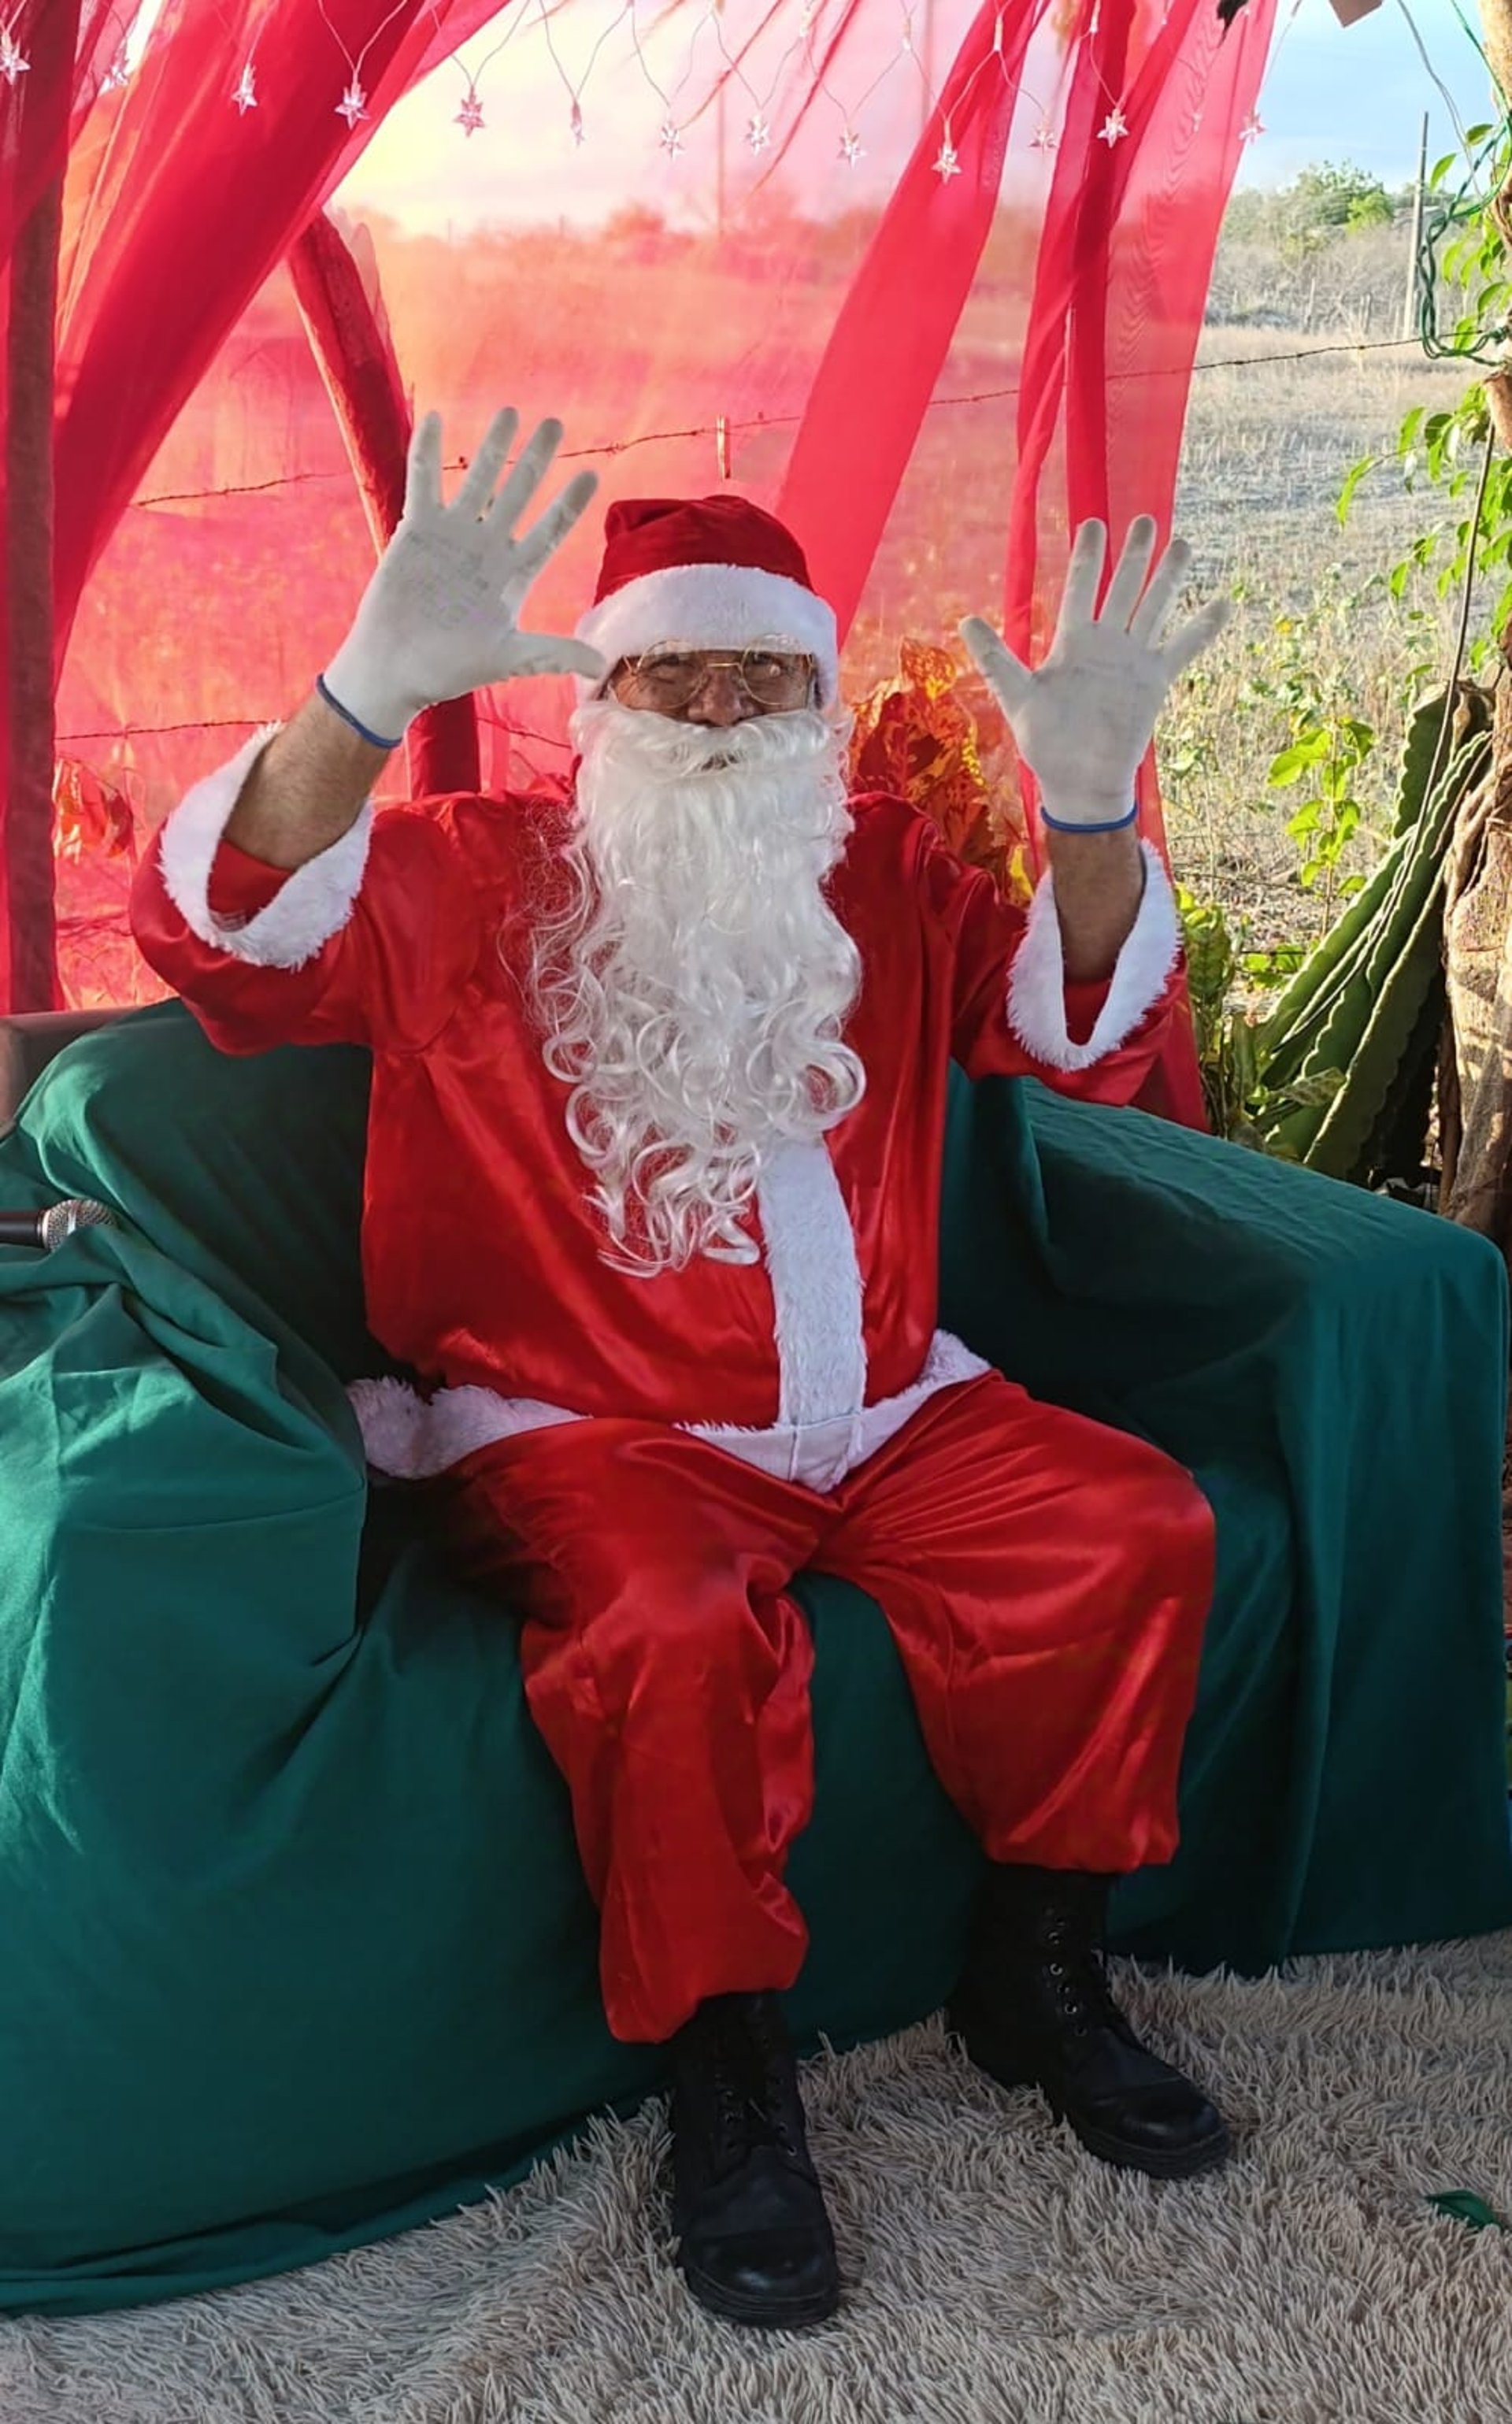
[947, 1864, 1231, 2179]
[668, 1991, 841, 2329]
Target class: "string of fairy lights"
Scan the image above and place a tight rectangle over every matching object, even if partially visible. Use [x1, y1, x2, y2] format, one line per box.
[0, 0, 1261, 173]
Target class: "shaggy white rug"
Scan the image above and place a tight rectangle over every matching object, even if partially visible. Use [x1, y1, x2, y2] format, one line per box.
[6, 1935, 1512, 2424]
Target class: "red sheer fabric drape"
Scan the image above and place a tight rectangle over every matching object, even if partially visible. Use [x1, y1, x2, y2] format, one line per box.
[0, 0, 130, 1006]
[1001, 0, 1273, 1119]
[40, 0, 1274, 1052]
[23, 0, 509, 1007]
[783, 0, 1273, 1122]
[54, 0, 515, 658]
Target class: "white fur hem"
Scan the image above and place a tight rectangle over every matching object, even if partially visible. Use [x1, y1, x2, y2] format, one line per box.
[346, 1331, 990, 1493]
[156, 727, 375, 972]
[1007, 840, 1180, 1073]
[575, 562, 839, 701]
[347, 1377, 580, 1479]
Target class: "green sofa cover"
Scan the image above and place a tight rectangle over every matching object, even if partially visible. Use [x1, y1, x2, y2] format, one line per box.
[0, 1001, 1507, 2315]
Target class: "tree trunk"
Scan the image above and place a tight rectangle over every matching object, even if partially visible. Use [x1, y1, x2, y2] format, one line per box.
[1440, 0, 1512, 1259]
[1441, 628, 1512, 1236]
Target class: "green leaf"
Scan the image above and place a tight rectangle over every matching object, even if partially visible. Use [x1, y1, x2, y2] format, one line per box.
[1269, 736, 1329, 784]
[1241, 947, 1305, 988]
[1336, 456, 1376, 525]
[1427, 2192, 1510, 2233]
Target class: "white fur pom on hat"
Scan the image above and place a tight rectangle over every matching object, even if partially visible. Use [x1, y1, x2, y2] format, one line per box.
[575, 493, 839, 702]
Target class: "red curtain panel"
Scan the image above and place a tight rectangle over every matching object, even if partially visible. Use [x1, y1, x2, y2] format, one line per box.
[17, 0, 1274, 1038]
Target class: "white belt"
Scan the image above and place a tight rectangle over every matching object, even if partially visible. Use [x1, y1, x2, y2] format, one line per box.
[348, 1329, 990, 1494]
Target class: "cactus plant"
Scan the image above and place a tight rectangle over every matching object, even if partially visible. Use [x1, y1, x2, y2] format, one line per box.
[1255, 684, 1492, 1182]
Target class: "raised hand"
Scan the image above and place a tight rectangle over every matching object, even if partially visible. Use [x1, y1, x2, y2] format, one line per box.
[960, 518, 1231, 829]
[323, 408, 606, 748]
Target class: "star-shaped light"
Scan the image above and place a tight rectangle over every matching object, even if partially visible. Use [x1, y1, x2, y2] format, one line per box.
[746, 113, 772, 154]
[659, 117, 684, 158]
[1239, 110, 1264, 145]
[233, 61, 258, 113]
[456, 89, 484, 135]
[934, 139, 961, 181]
[335, 77, 369, 128]
[1030, 119, 1058, 152]
[839, 127, 864, 166]
[0, 28, 31, 83]
[1098, 105, 1128, 145]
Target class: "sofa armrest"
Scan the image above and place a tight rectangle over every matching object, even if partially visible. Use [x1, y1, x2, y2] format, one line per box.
[937, 1075, 1512, 1966]
[0, 1010, 130, 1136]
[942, 1076, 1508, 1457]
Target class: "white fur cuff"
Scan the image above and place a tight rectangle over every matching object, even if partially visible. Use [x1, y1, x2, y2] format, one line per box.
[156, 726, 374, 972]
[1007, 840, 1181, 1073]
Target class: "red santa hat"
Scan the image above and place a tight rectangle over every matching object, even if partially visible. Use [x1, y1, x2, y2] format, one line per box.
[576, 495, 839, 703]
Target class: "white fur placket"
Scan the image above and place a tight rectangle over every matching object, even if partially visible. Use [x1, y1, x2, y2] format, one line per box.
[1007, 838, 1181, 1073]
[156, 727, 375, 972]
[754, 1137, 869, 1431]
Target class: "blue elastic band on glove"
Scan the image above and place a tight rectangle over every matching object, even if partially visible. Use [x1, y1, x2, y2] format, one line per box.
[1040, 801, 1140, 835]
[316, 673, 403, 754]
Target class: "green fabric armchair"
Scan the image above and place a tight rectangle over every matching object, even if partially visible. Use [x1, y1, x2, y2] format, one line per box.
[0, 1002, 1506, 2315]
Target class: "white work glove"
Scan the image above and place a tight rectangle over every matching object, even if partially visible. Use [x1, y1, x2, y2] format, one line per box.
[960, 517, 1231, 830]
[321, 408, 606, 747]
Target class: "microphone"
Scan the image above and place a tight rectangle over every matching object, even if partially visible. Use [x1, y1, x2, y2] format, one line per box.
[0, 1196, 119, 1251]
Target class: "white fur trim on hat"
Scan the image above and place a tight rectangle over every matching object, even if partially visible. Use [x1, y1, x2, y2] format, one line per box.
[575, 562, 839, 701]
[1007, 840, 1181, 1072]
[157, 727, 374, 972]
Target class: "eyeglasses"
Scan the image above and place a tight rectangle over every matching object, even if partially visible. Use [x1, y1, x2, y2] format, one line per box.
[610, 646, 818, 714]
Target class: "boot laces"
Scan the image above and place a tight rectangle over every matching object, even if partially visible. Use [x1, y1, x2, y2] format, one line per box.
[1040, 1914, 1125, 2040]
[706, 2001, 803, 2163]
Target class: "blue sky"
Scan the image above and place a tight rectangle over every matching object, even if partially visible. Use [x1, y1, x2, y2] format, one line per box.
[1242, 0, 1495, 189]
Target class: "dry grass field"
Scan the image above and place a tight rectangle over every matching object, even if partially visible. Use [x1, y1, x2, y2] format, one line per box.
[1162, 228, 1475, 952]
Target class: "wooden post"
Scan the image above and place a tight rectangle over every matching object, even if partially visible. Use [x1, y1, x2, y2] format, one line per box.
[714, 0, 727, 244]
[1402, 111, 1429, 345]
[1438, 3, 1512, 1258]
[3, 0, 81, 1012]
[289, 213, 479, 801]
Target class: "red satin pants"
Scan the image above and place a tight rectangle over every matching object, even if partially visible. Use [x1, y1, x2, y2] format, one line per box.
[431, 1373, 1215, 2044]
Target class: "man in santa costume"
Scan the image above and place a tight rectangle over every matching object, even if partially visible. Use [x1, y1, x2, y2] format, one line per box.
[132, 408, 1234, 2332]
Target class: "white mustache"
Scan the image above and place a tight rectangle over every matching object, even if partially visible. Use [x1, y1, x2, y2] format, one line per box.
[570, 698, 851, 785]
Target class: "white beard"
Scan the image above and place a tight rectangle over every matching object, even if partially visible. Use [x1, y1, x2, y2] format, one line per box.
[528, 697, 866, 1274]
